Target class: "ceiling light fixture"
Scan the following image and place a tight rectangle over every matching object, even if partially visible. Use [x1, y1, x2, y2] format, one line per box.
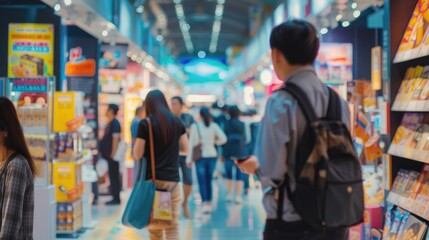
[136, 5, 144, 13]
[335, 14, 343, 21]
[156, 35, 164, 42]
[63, 0, 72, 6]
[174, 2, 194, 53]
[342, 21, 350, 27]
[351, 2, 358, 9]
[353, 10, 361, 18]
[198, 51, 206, 58]
[209, 0, 225, 53]
[102, 29, 109, 37]
[320, 27, 329, 35]
[54, 3, 61, 11]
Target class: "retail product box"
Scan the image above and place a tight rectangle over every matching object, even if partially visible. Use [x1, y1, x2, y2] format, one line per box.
[56, 199, 83, 232]
[349, 205, 382, 240]
[349, 223, 364, 240]
[398, 215, 427, 240]
[53, 161, 83, 202]
[53, 91, 84, 133]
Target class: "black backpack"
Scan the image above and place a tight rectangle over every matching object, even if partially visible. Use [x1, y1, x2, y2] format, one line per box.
[278, 82, 364, 229]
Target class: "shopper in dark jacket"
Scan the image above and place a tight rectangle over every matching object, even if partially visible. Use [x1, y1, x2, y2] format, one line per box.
[222, 105, 247, 204]
[0, 97, 35, 239]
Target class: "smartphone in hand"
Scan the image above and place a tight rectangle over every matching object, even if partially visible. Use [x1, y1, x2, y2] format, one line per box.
[231, 156, 250, 163]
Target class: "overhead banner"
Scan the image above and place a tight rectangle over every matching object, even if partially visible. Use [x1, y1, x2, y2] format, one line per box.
[8, 23, 54, 77]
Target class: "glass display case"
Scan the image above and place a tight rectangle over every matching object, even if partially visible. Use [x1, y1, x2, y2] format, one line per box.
[6, 77, 55, 186]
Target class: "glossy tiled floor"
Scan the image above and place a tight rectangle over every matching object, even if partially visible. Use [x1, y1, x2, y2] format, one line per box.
[62, 177, 266, 240]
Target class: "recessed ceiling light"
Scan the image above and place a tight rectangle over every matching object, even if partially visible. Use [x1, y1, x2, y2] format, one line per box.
[353, 10, 361, 18]
[198, 51, 206, 58]
[156, 35, 164, 42]
[54, 3, 61, 11]
[64, 0, 72, 6]
[320, 28, 328, 35]
[351, 2, 358, 9]
[136, 6, 144, 13]
[102, 29, 109, 37]
[342, 21, 350, 27]
[335, 14, 343, 21]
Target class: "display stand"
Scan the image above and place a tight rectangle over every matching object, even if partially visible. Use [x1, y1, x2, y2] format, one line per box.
[384, 0, 429, 239]
[51, 92, 89, 237]
[6, 77, 57, 240]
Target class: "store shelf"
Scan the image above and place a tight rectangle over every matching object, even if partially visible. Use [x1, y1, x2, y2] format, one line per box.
[56, 229, 82, 235]
[387, 196, 429, 221]
[392, 101, 429, 112]
[388, 145, 429, 163]
[393, 53, 429, 65]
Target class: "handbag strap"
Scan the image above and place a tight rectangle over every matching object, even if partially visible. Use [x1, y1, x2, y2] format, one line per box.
[146, 118, 156, 182]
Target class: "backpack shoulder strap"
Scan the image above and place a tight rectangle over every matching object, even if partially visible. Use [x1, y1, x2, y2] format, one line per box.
[326, 87, 342, 121]
[281, 82, 317, 122]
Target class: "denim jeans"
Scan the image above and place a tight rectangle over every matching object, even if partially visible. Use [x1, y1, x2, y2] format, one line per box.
[195, 157, 217, 202]
[224, 159, 244, 181]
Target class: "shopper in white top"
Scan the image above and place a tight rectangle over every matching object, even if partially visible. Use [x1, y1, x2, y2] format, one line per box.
[187, 107, 227, 213]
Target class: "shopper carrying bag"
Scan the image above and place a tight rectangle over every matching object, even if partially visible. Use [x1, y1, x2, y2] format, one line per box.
[122, 118, 157, 229]
[132, 90, 189, 240]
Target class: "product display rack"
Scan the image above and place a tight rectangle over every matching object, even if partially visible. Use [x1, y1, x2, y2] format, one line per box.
[51, 92, 87, 237]
[5, 76, 57, 240]
[387, 0, 429, 226]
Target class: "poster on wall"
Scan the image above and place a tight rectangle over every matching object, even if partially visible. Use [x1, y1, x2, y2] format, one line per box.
[99, 44, 128, 69]
[8, 23, 54, 77]
[66, 30, 99, 150]
[314, 43, 353, 82]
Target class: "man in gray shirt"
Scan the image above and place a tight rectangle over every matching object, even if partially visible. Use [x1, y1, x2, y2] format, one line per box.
[237, 20, 349, 239]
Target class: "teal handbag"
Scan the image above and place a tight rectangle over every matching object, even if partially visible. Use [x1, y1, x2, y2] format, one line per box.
[122, 118, 156, 229]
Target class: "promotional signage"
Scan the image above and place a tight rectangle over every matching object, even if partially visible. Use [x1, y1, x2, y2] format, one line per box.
[8, 23, 54, 77]
[53, 92, 84, 133]
[11, 77, 49, 92]
[65, 47, 96, 77]
[99, 44, 128, 69]
[66, 27, 99, 144]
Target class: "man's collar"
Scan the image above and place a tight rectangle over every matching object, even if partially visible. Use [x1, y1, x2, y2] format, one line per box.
[284, 65, 316, 83]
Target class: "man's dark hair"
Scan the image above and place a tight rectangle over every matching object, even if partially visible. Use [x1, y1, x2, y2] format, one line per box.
[270, 20, 320, 65]
[108, 104, 119, 116]
[172, 96, 184, 106]
[229, 105, 241, 119]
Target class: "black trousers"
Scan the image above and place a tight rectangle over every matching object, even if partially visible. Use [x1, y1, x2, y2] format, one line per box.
[108, 159, 121, 201]
[264, 220, 348, 240]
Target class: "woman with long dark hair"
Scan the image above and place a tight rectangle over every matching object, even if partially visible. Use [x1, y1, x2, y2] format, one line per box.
[187, 107, 226, 214]
[133, 90, 189, 240]
[0, 97, 35, 239]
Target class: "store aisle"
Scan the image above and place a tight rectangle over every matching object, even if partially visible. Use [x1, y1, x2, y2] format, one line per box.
[61, 179, 265, 240]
